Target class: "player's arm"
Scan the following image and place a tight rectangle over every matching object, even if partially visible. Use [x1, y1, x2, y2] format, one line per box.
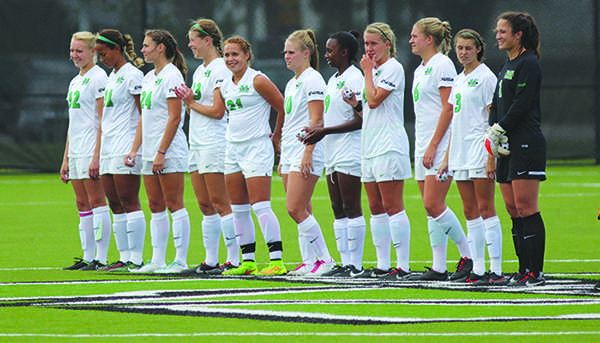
[89, 97, 104, 179]
[300, 100, 323, 177]
[152, 97, 181, 173]
[497, 60, 541, 132]
[303, 91, 362, 145]
[60, 136, 70, 183]
[422, 86, 453, 168]
[125, 94, 142, 167]
[254, 75, 285, 154]
[175, 84, 226, 119]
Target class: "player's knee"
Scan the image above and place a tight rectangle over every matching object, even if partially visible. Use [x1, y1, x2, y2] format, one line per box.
[286, 205, 305, 223]
[342, 202, 362, 219]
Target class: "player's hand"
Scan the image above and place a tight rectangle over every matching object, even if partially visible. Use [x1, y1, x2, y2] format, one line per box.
[360, 54, 375, 73]
[436, 160, 449, 182]
[300, 150, 314, 179]
[270, 131, 281, 156]
[302, 127, 325, 145]
[124, 153, 136, 167]
[60, 160, 69, 184]
[174, 84, 194, 106]
[486, 154, 496, 181]
[152, 153, 165, 175]
[88, 156, 100, 179]
[341, 87, 358, 108]
[422, 144, 437, 169]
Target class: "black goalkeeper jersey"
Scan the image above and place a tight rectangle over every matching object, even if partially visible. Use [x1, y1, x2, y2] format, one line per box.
[489, 50, 543, 141]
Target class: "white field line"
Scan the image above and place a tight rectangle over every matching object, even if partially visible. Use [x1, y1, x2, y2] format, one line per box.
[0, 331, 599, 338]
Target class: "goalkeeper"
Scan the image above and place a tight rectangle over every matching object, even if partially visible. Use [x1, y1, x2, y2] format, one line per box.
[487, 11, 547, 287]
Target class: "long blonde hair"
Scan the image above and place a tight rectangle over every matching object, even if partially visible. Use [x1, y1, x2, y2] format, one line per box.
[287, 29, 319, 70]
[364, 22, 396, 57]
[415, 17, 452, 55]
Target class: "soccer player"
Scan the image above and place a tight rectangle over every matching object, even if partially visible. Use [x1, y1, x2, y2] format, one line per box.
[488, 12, 546, 286]
[94, 29, 146, 272]
[61, 31, 111, 271]
[217, 37, 287, 276]
[128, 30, 190, 273]
[174, 19, 239, 274]
[409, 18, 473, 281]
[302, 31, 365, 277]
[353, 23, 412, 279]
[280, 29, 335, 276]
[438, 29, 505, 285]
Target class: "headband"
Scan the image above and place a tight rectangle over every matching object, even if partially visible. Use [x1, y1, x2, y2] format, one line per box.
[97, 35, 119, 46]
[367, 25, 391, 43]
[289, 35, 310, 52]
[192, 24, 212, 38]
[461, 31, 482, 46]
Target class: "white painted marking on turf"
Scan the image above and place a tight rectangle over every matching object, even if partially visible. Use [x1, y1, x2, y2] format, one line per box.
[0, 331, 599, 338]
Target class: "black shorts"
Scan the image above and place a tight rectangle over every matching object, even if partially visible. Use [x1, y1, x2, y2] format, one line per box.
[496, 134, 547, 183]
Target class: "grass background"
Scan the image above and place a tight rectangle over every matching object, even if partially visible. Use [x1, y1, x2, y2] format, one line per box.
[1, 164, 600, 342]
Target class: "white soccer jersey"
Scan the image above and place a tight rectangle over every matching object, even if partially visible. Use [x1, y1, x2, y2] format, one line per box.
[221, 67, 272, 142]
[101, 63, 143, 158]
[188, 58, 230, 148]
[66, 65, 107, 158]
[281, 67, 326, 166]
[140, 63, 188, 161]
[323, 65, 363, 167]
[362, 58, 410, 159]
[448, 63, 497, 170]
[412, 52, 456, 157]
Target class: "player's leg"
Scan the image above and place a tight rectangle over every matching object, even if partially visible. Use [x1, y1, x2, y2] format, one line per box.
[114, 174, 145, 268]
[336, 171, 365, 274]
[157, 172, 189, 272]
[456, 179, 485, 279]
[83, 177, 111, 270]
[364, 181, 391, 275]
[100, 174, 129, 269]
[327, 172, 350, 268]
[64, 179, 94, 269]
[378, 180, 410, 274]
[191, 171, 221, 269]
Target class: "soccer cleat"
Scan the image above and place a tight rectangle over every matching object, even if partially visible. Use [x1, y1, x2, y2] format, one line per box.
[465, 272, 488, 285]
[222, 261, 257, 275]
[79, 260, 106, 271]
[99, 261, 128, 272]
[409, 267, 449, 281]
[287, 263, 314, 276]
[349, 265, 367, 278]
[221, 262, 238, 272]
[194, 262, 222, 275]
[308, 259, 336, 276]
[127, 261, 144, 272]
[154, 261, 187, 274]
[381, 267, 410, 281]
[488, 272, 509, 286]
[130, 262, 165, 273]
[320, 264, 347, 277]
[257, 260, 287, 275]
[63, 257, 89, 270]
[507, 271, 526, 286]
[525, 272, 545, 287]
[594, 282, 600, 292]
[449, 257, 473, 281]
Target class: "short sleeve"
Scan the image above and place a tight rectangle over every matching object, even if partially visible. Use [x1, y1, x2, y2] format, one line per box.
[305, 74, 326, 102]
[482, 72, 497, 106]
[436, 59, 456, 89]
[94, 73, 107, 100]
[128, 70, 143, 95]
[165, 70, 183, 99]
[375, 61, 403, 91]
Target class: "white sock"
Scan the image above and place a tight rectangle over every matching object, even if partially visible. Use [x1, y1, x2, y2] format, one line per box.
[150, 211, 169, 266]
[467, 217, 486, 275]
[389, 210, 410, 271]
[428, 217, 448, 273]
[484, 216, 503, 275]
[202, 214, 221, 266]
[232, 204, 255, 262]
[333, 217, 350, 266]
[79, 211, 94, 262]
[112, 213, 129, 263]
[126, 210, 146, 265]
[298, 215, 332, 262]
[347, 216, 366, 269]
[221, 213, 239, 265]
[434, 207, 471, 258]
[252, 201, 283, 260]
[370, 213, 391, 270]
[93, 206, 112, 264]
[171, 208, 190, 266]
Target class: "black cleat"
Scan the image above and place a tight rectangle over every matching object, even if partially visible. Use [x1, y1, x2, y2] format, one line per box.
[78, 260, 106, 271]
[321, 265, 349, 277]
[368, 267, 393, 278]
[488, 272, 509, 286]
[63, 257, 89, 270]
[409, 267, 449, 281]
[349, 266, 367, 278]
[195, 262, 223, 275]
[525, 272, 545, 287]
[449, 257, 473, 281]
[465, 272, 488, 285]
[507, 271, 526, 286]
[381, 267, 410, 281]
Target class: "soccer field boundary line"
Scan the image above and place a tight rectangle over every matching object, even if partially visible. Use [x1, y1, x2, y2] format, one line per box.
[1, 331, 599, 338]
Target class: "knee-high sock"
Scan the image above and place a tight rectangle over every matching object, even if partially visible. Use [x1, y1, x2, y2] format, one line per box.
[347, 216, 366, 269]
[298, 215, 332, 262]
[126, 210, 146, 265]
[434, 207, 471, 258]
[370, 213, 391, 270]
[522, 212, 546, 277]
[202, 214, 221, 266]
[221, 213, 239, 265]
[333, 217, 350, 266]
[252, 201, 283, 261]
[466, 217, 485, 275]
[171, 208, 190, 266]
[79, 211, 94, 262]
[232, 204, 255, 262]
[93, 206, 112, 264]
[150, 210, 169, 266]
[511, 217, 526, 274]
[428, 216, 448, 273]
[112, 213, 129, 263]
[483, 216, 503, 275]
[389, 211, 410, 271]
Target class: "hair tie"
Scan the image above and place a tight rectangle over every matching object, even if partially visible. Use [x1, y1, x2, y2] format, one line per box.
[192, 23, 211, 38]
[97, 35, 119, 46]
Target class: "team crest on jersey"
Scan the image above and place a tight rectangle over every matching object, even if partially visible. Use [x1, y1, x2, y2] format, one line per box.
[239, 85, 250, 93]
[336, 81, 346, 89]
[424, 67, 432, 75]
[82, 78, 90, 85]
[375, 70, 382, 77]
[295, 81, 303, 89]
[467, 79, 479, 87]
[504, 70, 514, 80]
[204, 70, 212, 77]
[116, 76, 125, 84]
[155, 79, 163, 86]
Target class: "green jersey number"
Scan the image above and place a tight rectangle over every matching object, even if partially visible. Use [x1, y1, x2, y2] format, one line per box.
[193, 82, 202, 100]
[68, 90, 81, 109]
[454, 93, 462, 113]
[141, 91, 152, 110]
[324, 94, 331, 113]
[226, 98, 243, 112]
[413, 82, 420, 102]
[104, 89, 114, 107]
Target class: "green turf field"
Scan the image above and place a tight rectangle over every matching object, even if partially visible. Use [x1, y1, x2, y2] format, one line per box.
[1, 165, 600, 342]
